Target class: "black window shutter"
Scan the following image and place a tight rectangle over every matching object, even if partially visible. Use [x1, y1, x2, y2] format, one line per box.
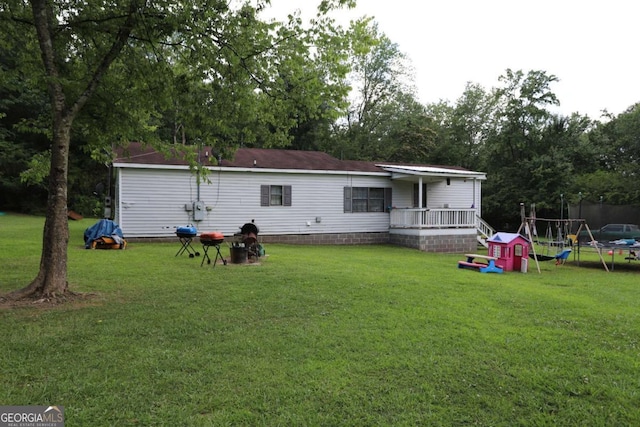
[284, 185, 292, 206]
[413, 183, 418, 208]
[343, 187, 352, 212]
[260, 185, 270, 206]
[384, 188, 392, 211]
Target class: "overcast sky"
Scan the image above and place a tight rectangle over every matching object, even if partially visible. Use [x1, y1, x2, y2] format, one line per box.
[263, 0, 639, 119]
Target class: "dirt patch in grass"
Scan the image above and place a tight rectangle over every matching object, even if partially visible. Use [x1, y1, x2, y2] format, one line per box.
[0, 291, 103, 311]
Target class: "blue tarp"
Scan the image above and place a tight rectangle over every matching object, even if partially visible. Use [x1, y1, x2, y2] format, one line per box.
[84, 219, 125, 249]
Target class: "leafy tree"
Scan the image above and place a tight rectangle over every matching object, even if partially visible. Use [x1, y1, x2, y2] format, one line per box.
[0, 20, 51, 212]
[595, 103, 640, 178]
[571, 103, 640, 205]
[379, 92, 436, 163]
[484, 69, 559, 163]
[1, 0, 356, 300]
[520, 114, 591, 214]
[335, 20, 418, 161]
[480, 69, 561, 228]
[572, 170, 639, 205]
[425, 83, 494, 170]
[257, 7, 353, 151]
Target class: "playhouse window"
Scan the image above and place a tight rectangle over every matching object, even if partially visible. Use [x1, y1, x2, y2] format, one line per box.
[492, 245, 501, 258]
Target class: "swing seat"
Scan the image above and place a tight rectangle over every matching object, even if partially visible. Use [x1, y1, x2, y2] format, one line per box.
[529, 253, 556, 262]
[554, 249, 572, 265]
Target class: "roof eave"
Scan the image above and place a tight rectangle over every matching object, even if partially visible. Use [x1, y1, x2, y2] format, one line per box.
[387, 170, 487, 180]
[112, 162, 389, 176]
[377, 164, 486, 180]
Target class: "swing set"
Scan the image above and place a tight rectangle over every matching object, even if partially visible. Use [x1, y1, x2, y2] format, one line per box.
[517, 203, 609, 273]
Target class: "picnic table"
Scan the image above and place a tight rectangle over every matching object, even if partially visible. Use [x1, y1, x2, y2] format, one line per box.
[458, 254, 503, 274]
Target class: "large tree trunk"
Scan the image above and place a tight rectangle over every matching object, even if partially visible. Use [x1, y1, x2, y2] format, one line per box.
[6, 0, 139, 301]
[10, 121, 71, 300]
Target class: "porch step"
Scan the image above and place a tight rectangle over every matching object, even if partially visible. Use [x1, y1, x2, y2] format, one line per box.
[476, 216, 494, 248]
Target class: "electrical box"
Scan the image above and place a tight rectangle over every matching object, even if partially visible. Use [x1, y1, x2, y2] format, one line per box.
[103, 196, 112, 219]
[193, 200, 205, 221]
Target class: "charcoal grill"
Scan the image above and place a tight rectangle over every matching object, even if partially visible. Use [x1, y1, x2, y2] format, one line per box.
[237, 222, 261, 260]
[175, 226, 200, 258]
[231, 222, 261, 262]
[200, 231, 227, 267]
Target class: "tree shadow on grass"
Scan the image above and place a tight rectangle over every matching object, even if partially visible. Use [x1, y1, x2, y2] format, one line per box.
[570, 260, 640, 272]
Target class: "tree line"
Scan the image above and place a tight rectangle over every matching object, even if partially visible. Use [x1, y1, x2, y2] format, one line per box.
[0, 0, 638, 298]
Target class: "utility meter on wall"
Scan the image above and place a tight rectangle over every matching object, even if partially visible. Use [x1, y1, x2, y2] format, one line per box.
[193, 200, 205, 221]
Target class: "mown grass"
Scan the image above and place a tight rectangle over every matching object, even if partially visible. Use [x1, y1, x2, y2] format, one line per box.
[1, 214, 639, 426]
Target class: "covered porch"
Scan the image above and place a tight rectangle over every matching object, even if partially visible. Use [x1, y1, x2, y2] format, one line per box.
[390, 208, 477, 229]
[376, 163, 492, 252]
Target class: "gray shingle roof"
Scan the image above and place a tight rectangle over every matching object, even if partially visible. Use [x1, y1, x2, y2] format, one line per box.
[113, 142, 470, 174]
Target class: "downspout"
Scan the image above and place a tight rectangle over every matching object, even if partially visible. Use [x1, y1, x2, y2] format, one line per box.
[197, 147, 201, 203]
[197, 166, 201, 203]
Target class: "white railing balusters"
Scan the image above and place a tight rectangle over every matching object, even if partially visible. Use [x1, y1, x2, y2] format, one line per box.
[390, 208, 477, 229]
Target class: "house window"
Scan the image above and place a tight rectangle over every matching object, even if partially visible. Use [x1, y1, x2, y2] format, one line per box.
[261, 185, 292, 207]
[344, 187, 392, 213]
[271, 186, 283, 205]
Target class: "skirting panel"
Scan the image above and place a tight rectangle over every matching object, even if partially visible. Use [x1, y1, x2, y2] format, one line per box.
[389, 232, 477, 253]
[259, 232, 390, 245]
[128, 232, 477, 253]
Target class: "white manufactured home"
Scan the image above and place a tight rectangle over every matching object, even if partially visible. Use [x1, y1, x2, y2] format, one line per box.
[112, 143, 493, 253]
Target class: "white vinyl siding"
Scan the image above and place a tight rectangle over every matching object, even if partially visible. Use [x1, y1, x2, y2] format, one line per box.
[390, 179, 481, 213]
[115, 167, 392, 237]
[114, 164, 484, 238]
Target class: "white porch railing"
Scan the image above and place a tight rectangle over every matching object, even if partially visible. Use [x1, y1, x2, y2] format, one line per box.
[476, 215, 496, 247]
[390, 208, 477, 229]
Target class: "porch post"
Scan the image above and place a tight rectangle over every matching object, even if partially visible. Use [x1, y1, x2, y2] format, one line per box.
[473, 178, 482, 217]
[418, 176, 423, 208]
[473, 178, 476, 211]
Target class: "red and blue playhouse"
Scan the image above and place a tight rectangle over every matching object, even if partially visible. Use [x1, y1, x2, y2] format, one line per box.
[458, 232, 530, 273]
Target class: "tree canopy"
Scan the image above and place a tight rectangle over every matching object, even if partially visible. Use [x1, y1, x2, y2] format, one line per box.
[0, 0, 358, 299]
[1, 1, 639, 300]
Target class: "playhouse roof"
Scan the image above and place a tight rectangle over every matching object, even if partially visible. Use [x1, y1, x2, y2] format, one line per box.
[488, 232, 530, 244]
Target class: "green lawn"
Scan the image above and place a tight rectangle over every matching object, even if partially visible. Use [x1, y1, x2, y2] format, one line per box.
[1, 214, 639, 426]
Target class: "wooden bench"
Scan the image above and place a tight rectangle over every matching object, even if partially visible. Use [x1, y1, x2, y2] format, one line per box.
[457, 260, 488, 269]
[458, 254, 503, 273]
[464, 253, 496, 262]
